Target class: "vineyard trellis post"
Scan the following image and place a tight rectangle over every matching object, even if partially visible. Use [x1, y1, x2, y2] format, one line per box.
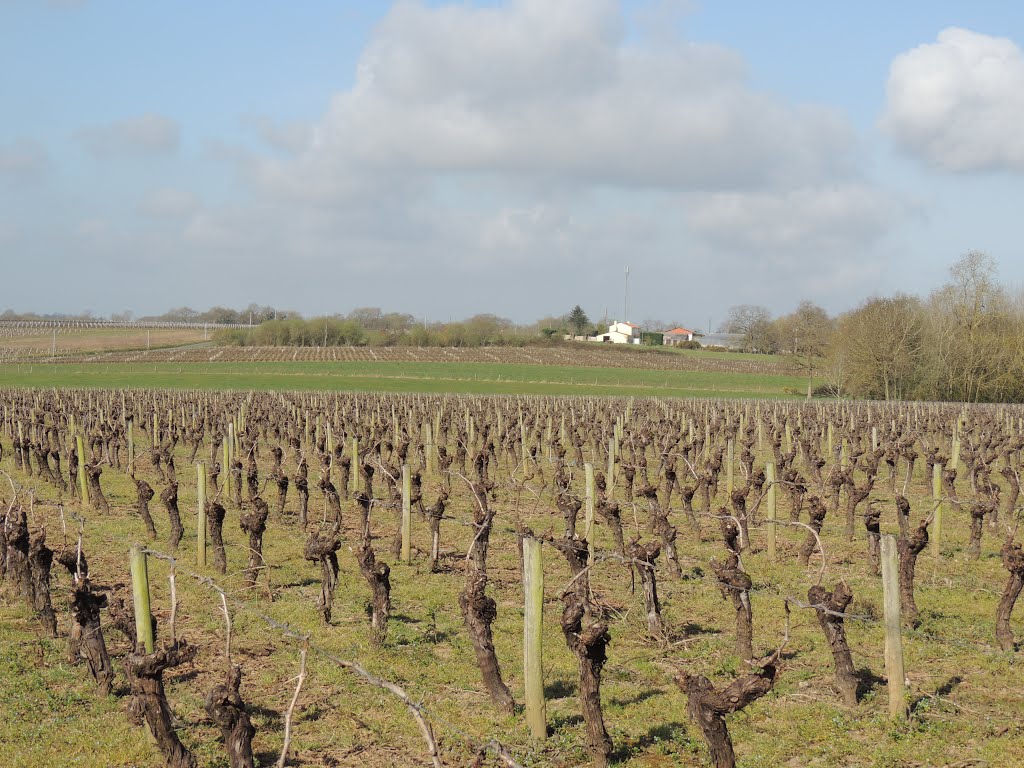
[523, 536, 546, 741]
[352, 436, 360, 492]
[127, 419, 134, 469]
[932, 461, 943, 556]
[766, 461, 777, 560]
[76, 433, 89, 506]
[197, 462, 207, 567]
[221, 436, 230, 494]
[401, 463, 412, 563]
[880, 534, 907, 719]
[726, 438, 734, 497]
[584, 462, 595, 561]
[129, 544, 155, 653]
[607, 436, 614, 490]
[425, 422, 435, 475]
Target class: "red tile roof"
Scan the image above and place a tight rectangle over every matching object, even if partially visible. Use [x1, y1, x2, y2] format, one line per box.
[664, 327, 694, 335]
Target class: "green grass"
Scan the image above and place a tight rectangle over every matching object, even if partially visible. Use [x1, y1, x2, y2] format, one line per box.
[0, 606, 152, 767]
[0, 360, 810, 399]
[2, 419, 1024, 766]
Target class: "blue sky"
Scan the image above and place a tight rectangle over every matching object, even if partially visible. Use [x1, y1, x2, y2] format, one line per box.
[3, 0, 1024, 328]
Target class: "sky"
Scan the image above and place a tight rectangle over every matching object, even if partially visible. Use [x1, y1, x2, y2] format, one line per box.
[3, 0, 1024, 329]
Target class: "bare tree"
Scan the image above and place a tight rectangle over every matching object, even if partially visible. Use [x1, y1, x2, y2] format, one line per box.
[830, 294, 927, 400]
[722, 304, 776, 353]
[775, 300, 833, 398]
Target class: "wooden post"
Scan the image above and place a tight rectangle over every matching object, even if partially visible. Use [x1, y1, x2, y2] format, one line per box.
[127, 420, 135, 470]
[523, 536, 546, 741]
[584, 462, 595, 560]
[880, 535, 906, 719]
[932, 461, 943, 556]
[351, 437, 360, 492]
[726, 439, 734, 497]
[75, 433, 89, 507]
[401, 464, 412, 564]
[765, 461, 777, 560]
[129, 544, 155, 653]
[221, 436, 230, 488]
[425, 423, 434, 475]
[197, 462, 207, 567]
[606, 436, 615, 495]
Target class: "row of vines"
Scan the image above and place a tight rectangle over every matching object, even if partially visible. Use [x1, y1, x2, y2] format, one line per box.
[1, 389, 1023, 766]
[0, 344, 791, 375]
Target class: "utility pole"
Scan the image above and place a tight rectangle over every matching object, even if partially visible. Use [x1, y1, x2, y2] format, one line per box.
[623, 265, 629, 323]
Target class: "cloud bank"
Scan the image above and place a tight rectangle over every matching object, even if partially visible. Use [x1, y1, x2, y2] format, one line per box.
[12, 0, 912, 320]
[175, 0, 893, 315]
[882, 27, 1024, 172]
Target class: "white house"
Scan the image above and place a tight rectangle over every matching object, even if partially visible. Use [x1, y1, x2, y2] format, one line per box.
[662, 327, 696, 345]
[591, 321, 641, 345]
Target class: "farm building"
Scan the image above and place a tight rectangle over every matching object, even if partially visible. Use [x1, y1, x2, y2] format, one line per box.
[662, 327, 696, 345]
[699, 332, 745, 349]
[590, 320, 641, 344]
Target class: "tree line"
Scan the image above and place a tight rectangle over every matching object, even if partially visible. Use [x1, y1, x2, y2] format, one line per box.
[215, 310, 547, 348]
[723, 251, 1024, 403]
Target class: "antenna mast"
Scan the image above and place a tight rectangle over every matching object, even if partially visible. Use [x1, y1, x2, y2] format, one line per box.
[624, 265, 629, 323]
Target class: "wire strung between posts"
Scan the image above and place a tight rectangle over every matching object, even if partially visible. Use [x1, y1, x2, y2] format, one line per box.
[6, 435, 1023, 715]
[8, 457, 1020, 663]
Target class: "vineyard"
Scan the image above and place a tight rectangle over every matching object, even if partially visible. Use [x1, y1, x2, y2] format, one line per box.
[0, 325, 210, 357]
[0, 343, 793, 376]
[2, 390, 1023, 767]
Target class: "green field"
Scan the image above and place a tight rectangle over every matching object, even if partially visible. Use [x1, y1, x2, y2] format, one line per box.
[0, 360, 811, 399]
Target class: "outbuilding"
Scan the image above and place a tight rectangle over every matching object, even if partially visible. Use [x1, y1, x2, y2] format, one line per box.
[662, 327, 696, 345]
[591, 321, 641, 344]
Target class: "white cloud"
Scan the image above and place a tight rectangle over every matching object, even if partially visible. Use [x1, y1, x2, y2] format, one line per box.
[882, 27, 1024, 172]
[0, 138, 48, 176]
[226, 0, 882, 238]
[686, 184, 897, 257]
[77, 113, 180, 157]
[172, 0, 898, 318]
[248, 117, 314, 155]
[479, 204, 571, 252]
[292, 0, 855, 191]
